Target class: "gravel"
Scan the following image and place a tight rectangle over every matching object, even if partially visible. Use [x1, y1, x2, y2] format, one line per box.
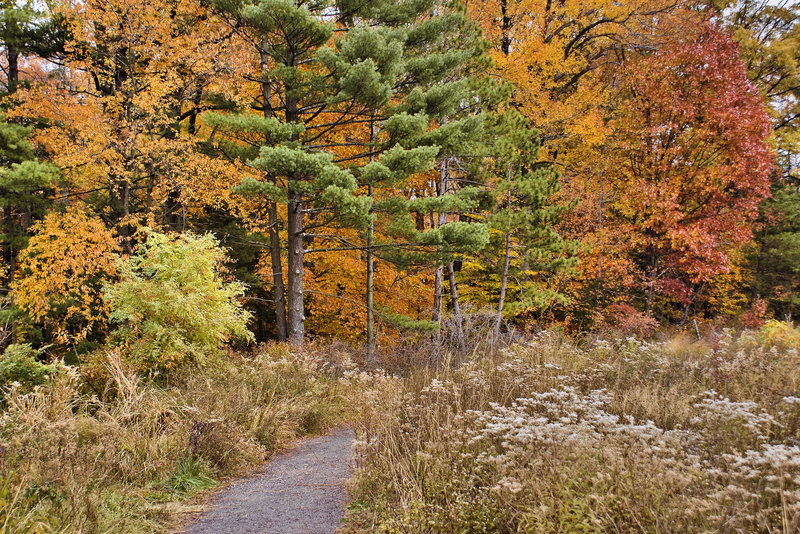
[180, 427, 354, 534]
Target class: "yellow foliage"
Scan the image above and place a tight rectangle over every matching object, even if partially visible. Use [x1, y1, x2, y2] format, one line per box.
[758, 319, 800, 349]
[12, 207, 119, 344]
[705, 250, 750, 317]
[9, 0, 250, 229]
[466, 0, 677, 163]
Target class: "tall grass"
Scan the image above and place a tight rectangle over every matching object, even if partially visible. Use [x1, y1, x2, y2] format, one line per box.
[0, 343, 370, 533]
[347, 328, 800, 532]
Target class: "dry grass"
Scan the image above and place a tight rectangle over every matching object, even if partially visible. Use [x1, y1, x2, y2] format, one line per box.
[0, 343, 367, 533]
[346, 327, 800, 533]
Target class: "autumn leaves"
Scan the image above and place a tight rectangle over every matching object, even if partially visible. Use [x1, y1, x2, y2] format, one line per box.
[0, 0, 788, 353]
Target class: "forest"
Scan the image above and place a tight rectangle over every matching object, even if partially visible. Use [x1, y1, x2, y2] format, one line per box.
[1, 0, 800, 532]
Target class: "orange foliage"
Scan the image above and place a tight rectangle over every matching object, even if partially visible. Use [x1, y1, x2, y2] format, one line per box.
[12, 207, 119, 344]
[605, 23, 773, 285]
[10, 0, 248, 231]
[256, 226, 434, 343]
[465, 0, 682, 162]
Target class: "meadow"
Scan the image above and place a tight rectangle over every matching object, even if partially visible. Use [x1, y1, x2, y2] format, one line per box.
[3, 322, 800, 532]
[346, 323, 800, 533]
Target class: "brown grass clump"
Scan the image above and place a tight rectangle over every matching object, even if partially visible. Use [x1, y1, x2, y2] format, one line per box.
[346, 327, 800, 533]
[0, 344, 363, 533]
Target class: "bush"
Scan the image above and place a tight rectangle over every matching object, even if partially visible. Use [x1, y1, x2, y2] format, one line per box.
[592, 302, 659, 338]
[104, 230, 254, 376]
[758, 319, 800, 349]
[0, 344, 57, 395]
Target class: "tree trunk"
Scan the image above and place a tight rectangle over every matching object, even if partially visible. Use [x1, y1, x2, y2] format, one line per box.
[284, 50, 303, 345]
[366, 183, 375, 354]
[432, 262, 443, 346]
[494, 230, 511, 343]
[7, 44, 18, 94]
[500, 0, 512, 56]
[164, 188, 182, 231]
[366, 115, 377, 355]
[269, 201, 287, 341]
[286, 190, 304, 344]
[260, 42, 287, 341]
[432, 155, 449, 345]
[117, 179, 132, 252]
[494, 177, 513, 343]
[448, 263, 465, 356]
[187, 84, 202, 136]
[679, 282, 706, 327]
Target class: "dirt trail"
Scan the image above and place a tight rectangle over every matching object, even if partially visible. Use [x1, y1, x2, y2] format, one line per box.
[180, 427, 354, 534]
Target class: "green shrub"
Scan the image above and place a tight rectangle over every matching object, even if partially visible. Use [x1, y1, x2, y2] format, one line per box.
[0, 344, 57, 395]
[104, 230, 254, 376]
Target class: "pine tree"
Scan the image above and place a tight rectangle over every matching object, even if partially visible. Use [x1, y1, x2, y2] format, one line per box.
[0, 114, 59, 283]
[0, 1, 65, 94]
[211, 0, 491, 345]
[0, 113, 60, 346]
[478, 111, 577, 338]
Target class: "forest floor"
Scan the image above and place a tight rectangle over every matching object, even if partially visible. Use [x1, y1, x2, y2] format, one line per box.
[178, 426, 355, 534]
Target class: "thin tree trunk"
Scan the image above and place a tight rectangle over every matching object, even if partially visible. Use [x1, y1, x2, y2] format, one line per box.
[679, 282, 706, 327]
[187, 84, 202, 136]
[366, 183, 375, 354]
[269, 201, 287, 341]
[494, 172, 513, 343]
[286, 190, 304, 344]
[366, 115, 377, 355]
[117, 178, 132, 252]
[260, 41, 287, 341]
[432, 262, 443, 346]
[494, 231, 511, 342]
[500, 0, 511, 56]
[432, 155, 449, 346]
[164, 189, 182, 231]
[448, 263, 465, 356]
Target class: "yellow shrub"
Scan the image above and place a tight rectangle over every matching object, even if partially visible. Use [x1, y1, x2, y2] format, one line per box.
[758, 319, 800, 349]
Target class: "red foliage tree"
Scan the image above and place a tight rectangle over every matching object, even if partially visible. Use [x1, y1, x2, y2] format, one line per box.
[605, 22, 774, 312]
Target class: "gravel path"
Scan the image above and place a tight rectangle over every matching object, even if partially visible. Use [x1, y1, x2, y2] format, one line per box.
[180, 427, 354, 534]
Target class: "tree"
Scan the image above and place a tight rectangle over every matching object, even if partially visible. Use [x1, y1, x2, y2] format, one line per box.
[211, 0, 490, 345]
[104, 230, 253, 375]
[461, 0, 693, 328]
[604, 22, 773, 315]
[0, 0, 66, 95]
[482, 111, 577, 338]
[0, 113, 59, 283]
[10, 0, 242, 244]
[748, 186, 800, 319]
[12, 207, 118, 345]
[465, 0, 681, 162]
[717, 0, 800, 320]
[719, 0, 800, 176]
